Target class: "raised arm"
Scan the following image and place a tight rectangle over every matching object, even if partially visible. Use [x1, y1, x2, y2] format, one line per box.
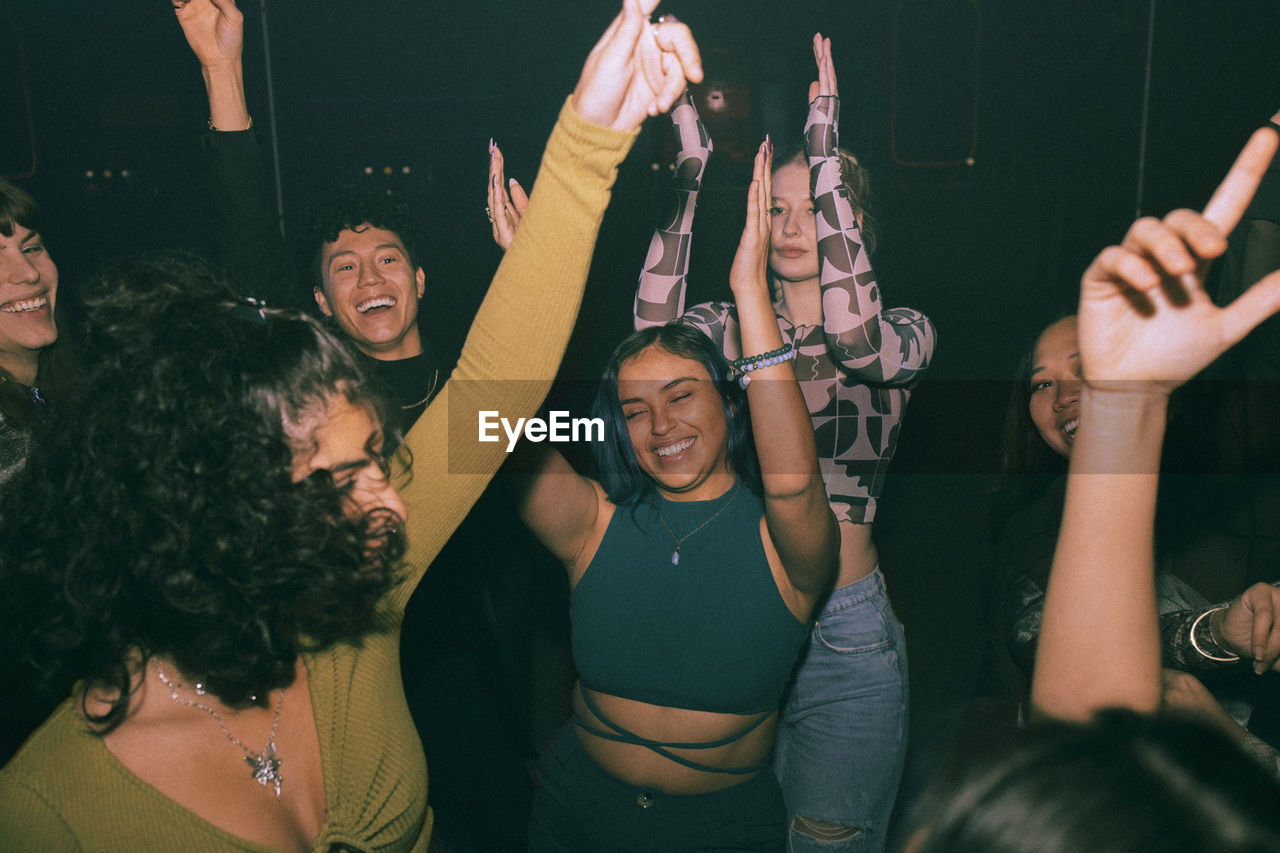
[395, 0, 702, 598]
[806, 34, 935, 384]
[173, 0, 300, 308]
[734, 141, 839, 602]
[1032, 126, 1280, 721]
[634, 91, 713, 330]
[174, 0, 248, 130]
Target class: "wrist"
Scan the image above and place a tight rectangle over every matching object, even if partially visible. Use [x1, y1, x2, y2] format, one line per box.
[202, 62, 251, 132]
[729, 272, 769, 298]
[200, 58, 244, 83]
[1209, 607, 1247, 658]
[1192, 607, 1242, 663]
[1070, 387, 1168, 475]
[1079, 385, 1170, 424]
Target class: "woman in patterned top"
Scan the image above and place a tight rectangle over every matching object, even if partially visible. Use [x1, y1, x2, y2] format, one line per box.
[632, 35, 934, 852]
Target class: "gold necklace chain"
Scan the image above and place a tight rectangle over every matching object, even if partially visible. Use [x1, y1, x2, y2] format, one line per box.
[400, 368, 441, 411]
[651, 480, 741, 566]
[154, 662, 286, 797]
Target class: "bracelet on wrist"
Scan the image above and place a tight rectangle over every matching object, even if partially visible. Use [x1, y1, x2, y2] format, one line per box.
[1190, 606, 1241, 663]
[732, 344, 795, 388]
[208, 115, 253, 132]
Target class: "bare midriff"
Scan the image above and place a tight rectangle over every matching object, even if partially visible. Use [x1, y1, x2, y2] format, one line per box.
[572, 684, 778, 794]
[836, 519, 878, 588]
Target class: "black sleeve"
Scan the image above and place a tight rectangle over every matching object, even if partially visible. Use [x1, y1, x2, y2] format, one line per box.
[201, 130, 305, 310]
[995, 482, 1066, 676]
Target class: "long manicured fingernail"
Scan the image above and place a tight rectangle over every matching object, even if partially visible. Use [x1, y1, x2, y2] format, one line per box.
[489, 137, 495, 154]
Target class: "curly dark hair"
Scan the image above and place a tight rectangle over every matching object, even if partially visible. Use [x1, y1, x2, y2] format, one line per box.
[300, 189, 425, 298]
[0, 254, 405, 730]
[591, 323, 761, 506]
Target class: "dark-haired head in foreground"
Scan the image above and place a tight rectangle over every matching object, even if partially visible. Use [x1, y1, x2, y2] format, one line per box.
[0, 254, 407, 730]
[905, 710, 1280, 853]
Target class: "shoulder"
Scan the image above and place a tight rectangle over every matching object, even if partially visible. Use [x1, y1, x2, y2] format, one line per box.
[0, 703, 115, 844]
[0, 774, 78, 852]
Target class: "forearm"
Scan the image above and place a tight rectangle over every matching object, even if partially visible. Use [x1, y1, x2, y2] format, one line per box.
[1032, 388, 1169, 720]
[635, 99, 711, 329]
[202, 60, 250, 132]
[806, 97, 934, 382]
[395, 99, 635, 597]
[734, 280, 820, 499]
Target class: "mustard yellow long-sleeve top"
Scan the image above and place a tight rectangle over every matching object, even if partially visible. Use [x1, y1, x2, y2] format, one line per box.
[0, 99, 635, 853]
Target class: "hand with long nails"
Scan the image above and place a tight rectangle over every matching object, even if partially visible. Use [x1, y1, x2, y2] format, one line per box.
[488, 141, 529, 252]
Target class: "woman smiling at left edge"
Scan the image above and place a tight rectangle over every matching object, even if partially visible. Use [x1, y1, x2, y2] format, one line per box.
[0, 179, 69, 487]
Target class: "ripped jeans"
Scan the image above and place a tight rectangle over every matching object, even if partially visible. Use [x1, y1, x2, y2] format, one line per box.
[772, 570, 909, 852]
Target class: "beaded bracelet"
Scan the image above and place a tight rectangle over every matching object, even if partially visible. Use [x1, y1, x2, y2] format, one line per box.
[1189, 606, 1241, 663]
[733, 344, 796, 388]
[731, 343, 792, 370]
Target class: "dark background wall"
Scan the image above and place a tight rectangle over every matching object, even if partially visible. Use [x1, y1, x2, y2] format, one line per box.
[4, 0, 1278, 833]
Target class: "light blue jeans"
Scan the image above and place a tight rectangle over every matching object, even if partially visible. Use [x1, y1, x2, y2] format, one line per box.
[772, 569, 909, 852]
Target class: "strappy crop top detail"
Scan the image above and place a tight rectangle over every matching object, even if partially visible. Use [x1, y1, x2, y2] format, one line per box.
[571, 485, 809, 717]
[573, 684, 772, 775]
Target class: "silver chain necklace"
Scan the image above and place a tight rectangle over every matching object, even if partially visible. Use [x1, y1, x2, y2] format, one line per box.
[651, 480, 741, 566]
[154, 662, 286, 797]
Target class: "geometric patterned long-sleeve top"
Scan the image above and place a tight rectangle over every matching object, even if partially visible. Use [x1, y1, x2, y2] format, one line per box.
[635, 95, 936, 523]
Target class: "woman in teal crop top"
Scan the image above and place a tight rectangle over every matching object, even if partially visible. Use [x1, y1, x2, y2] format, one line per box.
[520, 143, 840, 851]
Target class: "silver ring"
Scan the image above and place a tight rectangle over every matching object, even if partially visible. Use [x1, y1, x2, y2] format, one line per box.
[485, 206, 494, 223]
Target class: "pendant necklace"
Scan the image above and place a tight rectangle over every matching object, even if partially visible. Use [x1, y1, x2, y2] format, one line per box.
[154, 662, 286, 797]
[651, 480, 741, 566]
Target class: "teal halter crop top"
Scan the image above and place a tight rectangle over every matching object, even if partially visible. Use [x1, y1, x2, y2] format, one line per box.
[571, 484, 809, 718]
